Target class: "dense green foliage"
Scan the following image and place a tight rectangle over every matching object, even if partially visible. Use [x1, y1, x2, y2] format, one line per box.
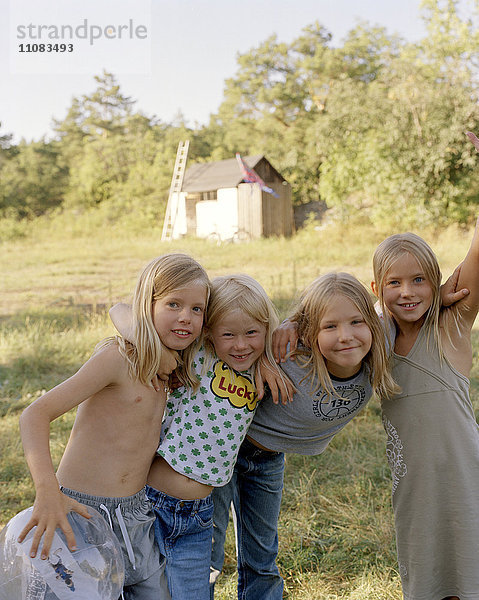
[1, 0, 479, 232]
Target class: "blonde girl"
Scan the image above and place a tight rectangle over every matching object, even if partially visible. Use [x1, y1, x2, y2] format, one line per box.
[111, 273, 286, 600]
[211, 272, 398, 599]
[372, 224, 479, 600]
[121, 253, 210, 388]
[290, 271, 396, 398]
[18, 253, 209, 600]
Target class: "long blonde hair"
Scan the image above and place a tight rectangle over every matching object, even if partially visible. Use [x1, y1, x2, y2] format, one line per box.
[115, 254, 210, 386]
[204, 274, 286, 383]
[372, 233, 442, 353]
[290, 272, 398, 398]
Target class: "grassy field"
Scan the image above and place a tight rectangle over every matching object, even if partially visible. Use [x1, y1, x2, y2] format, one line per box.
[1, 212, 478, 599]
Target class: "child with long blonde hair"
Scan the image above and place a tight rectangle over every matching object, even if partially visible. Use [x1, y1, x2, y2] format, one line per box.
[18, 253, 209, 599]
[372, 223, 479, 600]
[111, 273, 287, 600]
[289, 271, 396, 398]
[211, 272, 398, 598]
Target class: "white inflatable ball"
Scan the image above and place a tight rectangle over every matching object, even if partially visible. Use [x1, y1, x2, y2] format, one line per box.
[0, 506, 124, 599]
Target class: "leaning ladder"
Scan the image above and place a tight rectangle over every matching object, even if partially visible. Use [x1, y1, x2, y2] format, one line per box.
[161, 140, 190, 242]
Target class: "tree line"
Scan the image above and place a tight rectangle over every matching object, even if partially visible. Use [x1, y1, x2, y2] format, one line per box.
[1, 0, 479, 230]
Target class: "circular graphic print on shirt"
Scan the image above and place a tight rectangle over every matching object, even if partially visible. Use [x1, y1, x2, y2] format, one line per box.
[313, 384, 366, 421]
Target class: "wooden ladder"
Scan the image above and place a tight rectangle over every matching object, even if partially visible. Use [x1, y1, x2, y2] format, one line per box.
[161, 140, 190, 242]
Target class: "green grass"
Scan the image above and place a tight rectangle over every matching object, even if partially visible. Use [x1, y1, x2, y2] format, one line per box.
[1, 210, 477, 599]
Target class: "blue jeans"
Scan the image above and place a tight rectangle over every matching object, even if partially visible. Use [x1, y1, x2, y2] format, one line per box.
[146, 485, 214, 600]
[211, 437, 285, 600]
[211, 478, 234, 574]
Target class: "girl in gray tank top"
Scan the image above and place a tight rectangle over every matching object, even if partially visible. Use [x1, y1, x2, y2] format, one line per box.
[372, 207, 479, 600]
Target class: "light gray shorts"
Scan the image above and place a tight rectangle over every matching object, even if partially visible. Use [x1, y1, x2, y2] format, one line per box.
[60, 486, 170, 600]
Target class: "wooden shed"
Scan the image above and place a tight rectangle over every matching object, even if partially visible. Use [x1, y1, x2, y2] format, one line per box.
[168, 155, 293, 241]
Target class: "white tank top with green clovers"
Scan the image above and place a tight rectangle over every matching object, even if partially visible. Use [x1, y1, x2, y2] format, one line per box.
[157, 347, 259, 486]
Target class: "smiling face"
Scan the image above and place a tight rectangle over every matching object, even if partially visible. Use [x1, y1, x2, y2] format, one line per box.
[208, 308, 266, 372]
[381, 252, 433, 329]
[316, 295, 373, 378]
[152, 281, 207, 351]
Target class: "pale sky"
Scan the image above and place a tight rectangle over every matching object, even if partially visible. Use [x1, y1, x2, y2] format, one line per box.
[0, 0, 429, 143]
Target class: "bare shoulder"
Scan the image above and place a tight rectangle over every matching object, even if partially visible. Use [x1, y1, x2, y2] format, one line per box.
[83, 340, 130, 385]
[93, 340, 123, 361]
[90, 340, 122, 363]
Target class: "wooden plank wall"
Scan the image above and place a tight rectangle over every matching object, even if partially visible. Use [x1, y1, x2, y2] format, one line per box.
[238, 182, 293, 238]
[262, 183, 293, 237]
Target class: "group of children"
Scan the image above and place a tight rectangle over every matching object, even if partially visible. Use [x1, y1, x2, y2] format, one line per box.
[16, 133, 479, 600]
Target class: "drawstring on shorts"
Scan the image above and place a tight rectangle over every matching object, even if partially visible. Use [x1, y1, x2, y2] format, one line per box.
[99, 503, 136, 600]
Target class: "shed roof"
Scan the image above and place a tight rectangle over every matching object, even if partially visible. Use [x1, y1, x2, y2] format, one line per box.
[182, 155, 264, 193]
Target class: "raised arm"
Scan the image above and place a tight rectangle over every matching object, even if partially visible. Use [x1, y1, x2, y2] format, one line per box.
[448, 132, 479, 324]
[18, 346, 121, 559]
[452, 217, 479, 329]
[440, 263, 469, 306]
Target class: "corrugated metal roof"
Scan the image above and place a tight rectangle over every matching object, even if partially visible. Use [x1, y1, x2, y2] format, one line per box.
[182, 155, 263, 193]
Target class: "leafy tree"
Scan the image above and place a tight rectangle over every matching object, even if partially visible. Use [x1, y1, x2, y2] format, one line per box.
[53, 70, 135, 142]
[317, 1, 479, 226]
[3, 3, 479, 229]
[206, 3, 479, 226]
[210, 22, 401, 206]
[208, 25, 330, 203]
[0, 123, 18, 169]
[0, 123, 14, 151]
[52, 71, 139, 197]
[0, 140, 68, 218]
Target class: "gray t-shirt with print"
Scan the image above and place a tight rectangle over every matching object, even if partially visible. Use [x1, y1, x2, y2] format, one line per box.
[248, 351, 373, 455]
[157, 347, 259, 486]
